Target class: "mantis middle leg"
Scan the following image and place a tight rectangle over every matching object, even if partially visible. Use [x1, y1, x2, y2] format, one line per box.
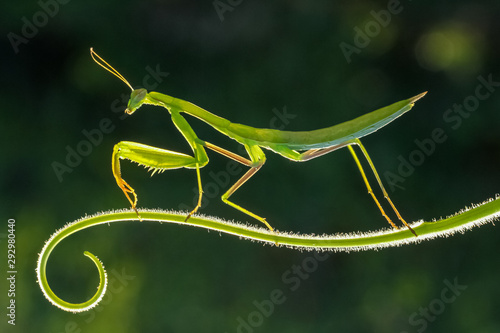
[203, 142, 274, 231]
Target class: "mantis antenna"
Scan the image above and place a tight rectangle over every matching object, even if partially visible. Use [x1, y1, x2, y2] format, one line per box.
[90, 48, 133, 91]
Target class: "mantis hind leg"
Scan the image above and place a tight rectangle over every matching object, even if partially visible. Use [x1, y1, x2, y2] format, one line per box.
[348, 139, 417, 236]
[268, 140, 416, 235]
[112, 141, 208, 220]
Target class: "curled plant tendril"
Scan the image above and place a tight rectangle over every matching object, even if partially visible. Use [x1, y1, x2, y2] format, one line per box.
[36, 232, 108, 312]
[37, 197, 499, 312]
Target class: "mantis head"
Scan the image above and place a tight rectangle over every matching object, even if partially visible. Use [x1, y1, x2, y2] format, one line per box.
[126, 89, 148, 115]
[90, 48, 146, 115]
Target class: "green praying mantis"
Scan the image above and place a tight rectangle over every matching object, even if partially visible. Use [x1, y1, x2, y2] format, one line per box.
[90, 48, 426, 236]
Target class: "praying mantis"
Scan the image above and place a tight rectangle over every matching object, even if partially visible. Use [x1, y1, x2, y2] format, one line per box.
[90, 48, 426, 236]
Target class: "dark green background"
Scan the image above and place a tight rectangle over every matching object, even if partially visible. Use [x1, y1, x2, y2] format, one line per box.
[1, 1, 499, 332]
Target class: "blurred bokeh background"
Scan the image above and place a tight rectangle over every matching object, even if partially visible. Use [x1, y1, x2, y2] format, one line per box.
[1, 0, 499, 332]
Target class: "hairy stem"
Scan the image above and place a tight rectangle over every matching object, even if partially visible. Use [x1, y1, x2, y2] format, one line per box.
[37, 197, 499, 312]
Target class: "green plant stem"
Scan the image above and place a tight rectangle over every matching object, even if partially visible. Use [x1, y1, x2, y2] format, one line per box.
[37, 197, 499, 312]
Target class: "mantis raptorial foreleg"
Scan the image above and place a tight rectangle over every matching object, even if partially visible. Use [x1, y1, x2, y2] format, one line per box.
[112, 141, 208, 220]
